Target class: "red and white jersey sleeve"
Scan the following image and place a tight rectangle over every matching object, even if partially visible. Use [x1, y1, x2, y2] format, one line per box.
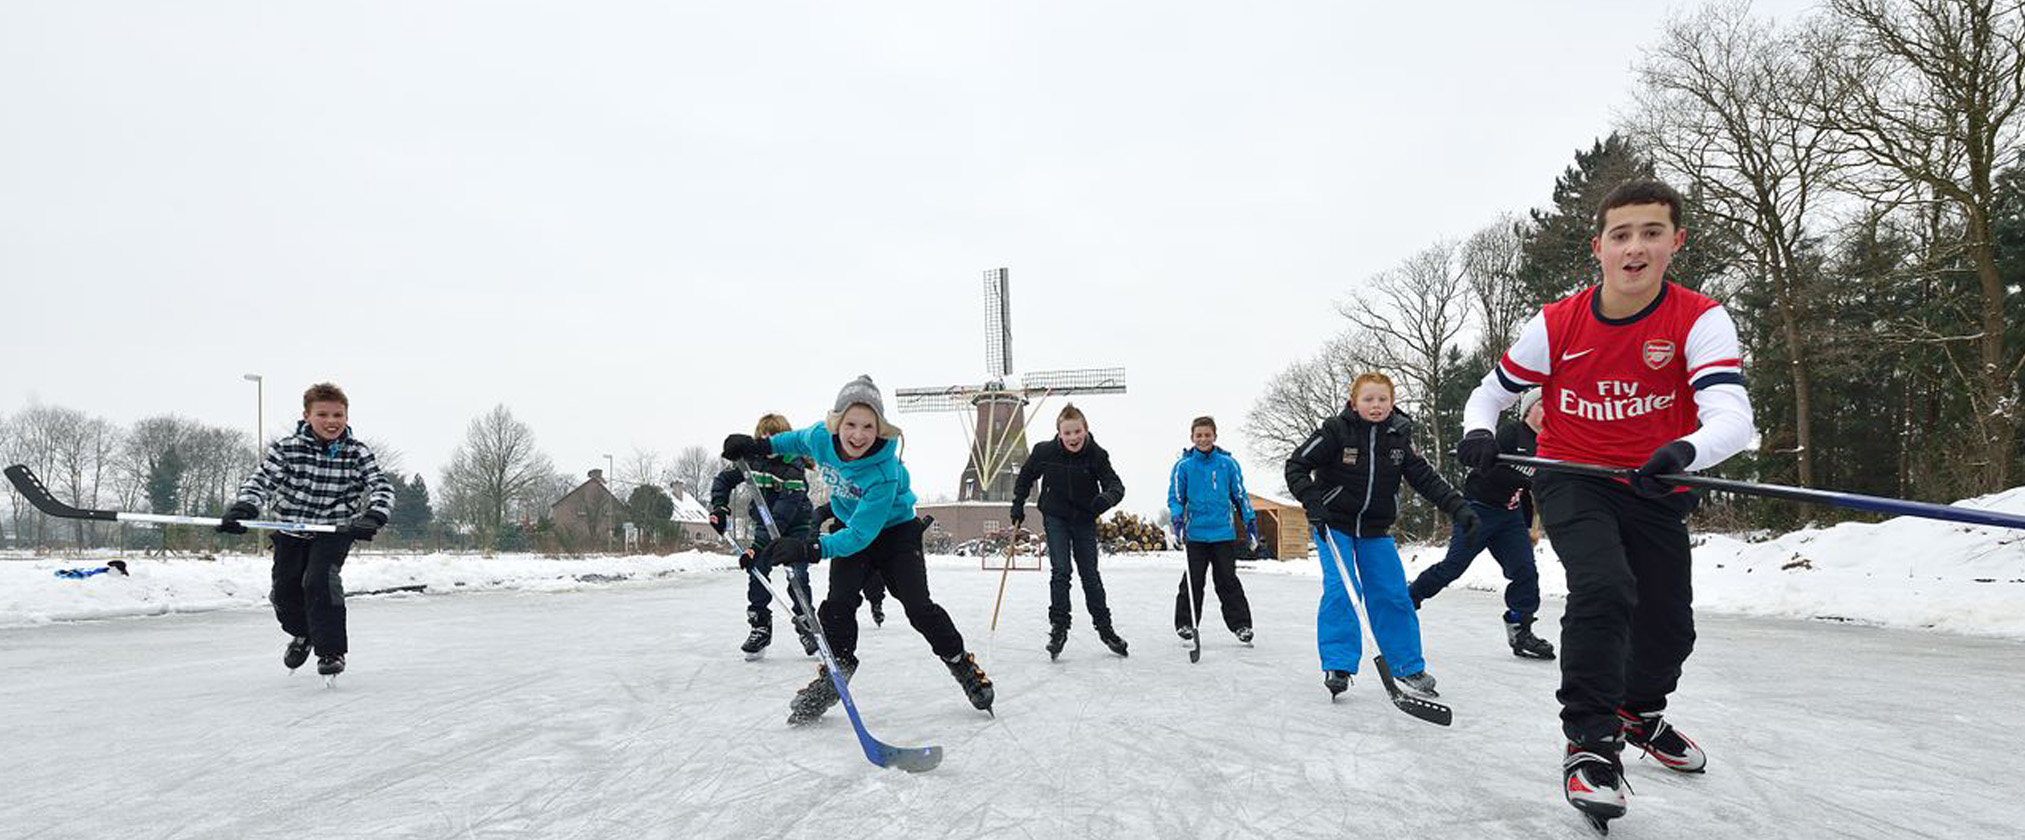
[1462, 282, 1754, 471]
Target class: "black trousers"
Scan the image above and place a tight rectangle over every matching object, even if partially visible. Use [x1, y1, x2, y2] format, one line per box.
[818, 518, 965, 663]
[1535, 472, 1697, 747]
[270, 533, 356, 656]
[1173, 540, 1252, 632]
[1043, 514, 1112, 628]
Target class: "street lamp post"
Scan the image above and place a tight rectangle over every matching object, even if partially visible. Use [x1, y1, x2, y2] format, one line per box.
[241, 373, 263, 462]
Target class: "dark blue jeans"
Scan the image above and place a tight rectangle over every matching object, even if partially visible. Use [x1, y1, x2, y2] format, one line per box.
[1408, 499, 1541, 619]
[1043, 514, 1112, 629]
[746, 554, 813, 623]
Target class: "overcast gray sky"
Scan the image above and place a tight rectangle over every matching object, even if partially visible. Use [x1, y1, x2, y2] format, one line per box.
[1, 1, 1817, 513]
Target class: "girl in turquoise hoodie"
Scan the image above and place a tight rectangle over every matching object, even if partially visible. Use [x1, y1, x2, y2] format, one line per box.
[722, 375, 994, 725]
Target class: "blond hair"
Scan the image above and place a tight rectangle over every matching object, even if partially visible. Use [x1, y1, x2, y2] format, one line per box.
[755, 413, 792, 437]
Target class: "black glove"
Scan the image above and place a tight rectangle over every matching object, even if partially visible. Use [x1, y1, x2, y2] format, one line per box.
[1300, 495, 1328, 528]
[1008, 505, 1025, 529]
[344, 510, 387, 541]
[216, 501, 257, 534]
[813, 503, 838, 534]
[738, 548, 757, 571]
[1092, 495, 1117, 517]
[1452, 504, 1482, 536]
[763, 534, 822, 567]
[721, 434, 771, 462]
[709, 505, 730, 535]
[1630, 440, 1696, 499]
[1457, 428, 1500, 473]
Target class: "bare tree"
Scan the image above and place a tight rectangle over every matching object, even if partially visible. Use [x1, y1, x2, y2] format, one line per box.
[672, 445, 722, 504]
[1809, 0, 2025, 491]
[1462, 216, 1533, 359]
[439, 405, 556, 547]
[1244, 331, 1383, 479]
[359, 437, 407, 486]
[1630, 1, 1853, 485]
[1336, 241, 1476, 466]
[618, 448, 663, 492]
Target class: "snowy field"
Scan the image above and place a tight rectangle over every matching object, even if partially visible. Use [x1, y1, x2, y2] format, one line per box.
[4, 547, 2024, 839]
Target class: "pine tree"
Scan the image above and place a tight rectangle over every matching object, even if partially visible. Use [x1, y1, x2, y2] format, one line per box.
[391, 472, 434, 541]
[145, 447, 184, 551]
[1515, 133, 1739, 305]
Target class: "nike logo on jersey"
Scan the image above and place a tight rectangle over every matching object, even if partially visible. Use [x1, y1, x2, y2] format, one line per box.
[1561, 348, 1596, 361]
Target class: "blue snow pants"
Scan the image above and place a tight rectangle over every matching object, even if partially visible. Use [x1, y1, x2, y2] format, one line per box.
[1313, 527, 1426, 676]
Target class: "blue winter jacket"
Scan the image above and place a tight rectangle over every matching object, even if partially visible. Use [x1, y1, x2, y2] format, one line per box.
[1166, 446, 1257, 543]
[766, 422, 917, 559]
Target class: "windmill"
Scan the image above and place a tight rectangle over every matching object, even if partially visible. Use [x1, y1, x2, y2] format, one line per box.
[896, 268, 1127, 502]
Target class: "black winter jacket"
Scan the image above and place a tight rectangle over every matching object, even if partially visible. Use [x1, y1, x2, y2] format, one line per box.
[1283, 406, 1466, 537]
[1464, 419, 1538, 522]
[1010, 436, 1125, 522]
[709, 456, 814, 545]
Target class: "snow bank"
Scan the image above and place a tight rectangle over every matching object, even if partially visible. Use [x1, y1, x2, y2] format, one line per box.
[1231, 485, 2025, 639]
[6, 485, 2022, 637]
[0, 550, 734, 628]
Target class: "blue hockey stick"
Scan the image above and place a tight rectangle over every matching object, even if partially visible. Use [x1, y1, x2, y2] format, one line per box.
[1500, 454, 2025, 531]
[733, 461, 943, 773]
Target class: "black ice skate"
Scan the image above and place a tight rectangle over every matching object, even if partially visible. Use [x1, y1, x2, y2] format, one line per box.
[1324, 669, 1352, 699]
[787, 658, 856, 726]
[1095, 625, 1129, 657]
[316, 654, 345, 687]
[1176, 625, 1196, 642]
[1507, 615, 1556, 660]
[944, 652, 994, 715]
[283, 635, 312, 671]
[793, 615, 818, 657]
[1564, 738, 1628, 834]
[1046, 623, 1069, 660]
[741, 610, 773, 661]
[869, 600, 886, 626]
[1618, 709, 1707, 774]
[1234, 626, 1254, 646]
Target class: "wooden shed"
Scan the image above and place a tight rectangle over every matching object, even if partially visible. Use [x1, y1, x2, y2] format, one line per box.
[1244, 493, 1310, 560]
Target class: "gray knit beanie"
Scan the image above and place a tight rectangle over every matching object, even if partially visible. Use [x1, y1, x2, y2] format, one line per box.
[1517, 387, 1544, 417]
[826, 375, 901, 439]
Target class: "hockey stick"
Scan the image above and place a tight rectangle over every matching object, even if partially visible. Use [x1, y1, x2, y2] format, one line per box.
[1500, 454, 2025, 531]
[1316, 526, 1453, 727]
[737, 461, 943, 774]
[1175, 518, 1202, 664]
[6, 464, 339, 534]
[988, 526, 1024, 632]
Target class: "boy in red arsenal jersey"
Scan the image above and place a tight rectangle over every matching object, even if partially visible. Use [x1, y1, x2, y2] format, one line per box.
[1458, 179, 1755, 828]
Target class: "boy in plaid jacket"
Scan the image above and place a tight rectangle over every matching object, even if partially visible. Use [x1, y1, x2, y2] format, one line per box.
[218, 383, 394, 678]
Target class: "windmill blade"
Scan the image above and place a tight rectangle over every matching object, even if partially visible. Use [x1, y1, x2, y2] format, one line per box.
[984, 268, 1012, 381]
[894, 385, 979, 413]
[1020, 367, 1127, 394]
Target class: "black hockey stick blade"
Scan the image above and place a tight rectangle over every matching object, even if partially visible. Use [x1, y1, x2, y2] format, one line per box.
[5, 464, 112, 521]
[1371, 655, 1452, 727]
[1189, 637, 1201, 664]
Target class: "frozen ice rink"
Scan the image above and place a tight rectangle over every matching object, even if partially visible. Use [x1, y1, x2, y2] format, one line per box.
[5, 559, 2021, 839]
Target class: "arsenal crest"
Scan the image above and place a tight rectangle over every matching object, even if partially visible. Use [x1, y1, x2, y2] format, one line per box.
[1642, 339, 1676, 370]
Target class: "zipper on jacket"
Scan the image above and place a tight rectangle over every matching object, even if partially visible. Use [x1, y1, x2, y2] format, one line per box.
[1354, 426, 1378, 538]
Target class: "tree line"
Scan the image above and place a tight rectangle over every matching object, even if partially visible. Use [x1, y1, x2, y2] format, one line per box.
[1247, 0, 2025, 537]
[0, 402, 738, 555]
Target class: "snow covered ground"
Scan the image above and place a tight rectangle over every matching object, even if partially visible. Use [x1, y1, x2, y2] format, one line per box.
[4, 552, 2023, 838]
